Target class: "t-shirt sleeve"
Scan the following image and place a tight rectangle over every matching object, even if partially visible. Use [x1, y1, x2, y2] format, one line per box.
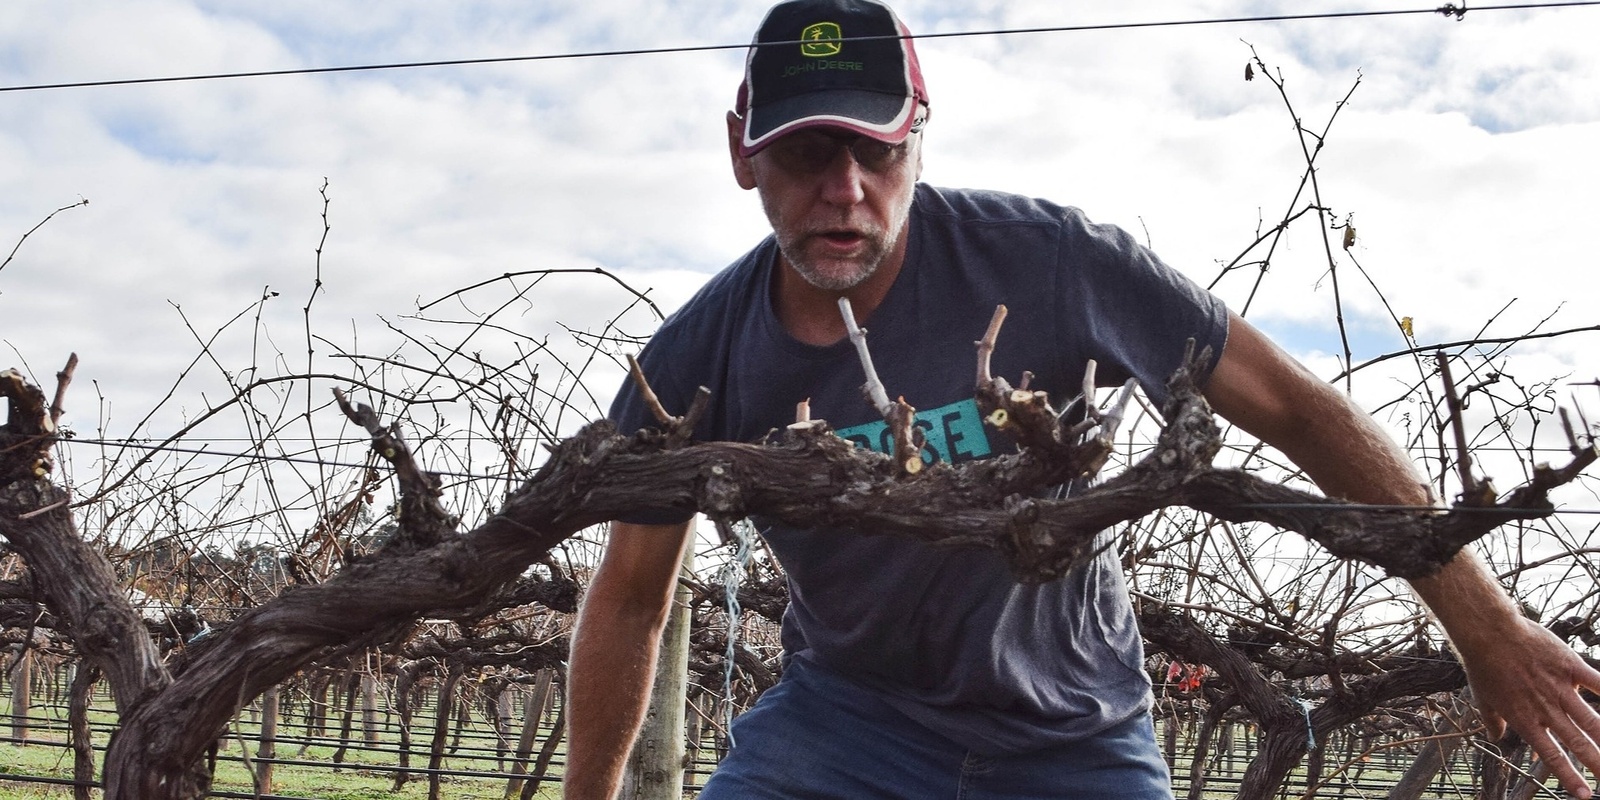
[1056, 209, 1230, 408]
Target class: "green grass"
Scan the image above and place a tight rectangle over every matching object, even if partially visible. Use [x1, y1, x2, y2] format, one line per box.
[0, 686, 565, 799]
[0, 738, 565, 799]
[0, 737, 566, 799]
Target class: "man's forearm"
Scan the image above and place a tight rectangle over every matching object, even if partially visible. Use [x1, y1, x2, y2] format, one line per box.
[564, 593, 665, 799]
[1407, 549, 1526, 660]
[563, 520, 693, 800]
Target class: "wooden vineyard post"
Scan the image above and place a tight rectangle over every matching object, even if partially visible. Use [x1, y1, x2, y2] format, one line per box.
[362, 666, 380, 745]
[9, 647, 31, 744]
[683, 693, 706, 792]
[521, 684, 566, 800]
[256, 685, 280, 793]
[620, 544, 694, 799]
[504, 668, 555, 798]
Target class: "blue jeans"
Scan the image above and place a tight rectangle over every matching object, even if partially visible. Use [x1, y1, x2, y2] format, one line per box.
[699, 658, 1172, 799]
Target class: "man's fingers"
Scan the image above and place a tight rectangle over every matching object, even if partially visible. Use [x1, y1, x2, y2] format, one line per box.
[1501, 685, 1600, 799]
[1554, 696, 1600, 786]
[1529, 725, 1594, 800]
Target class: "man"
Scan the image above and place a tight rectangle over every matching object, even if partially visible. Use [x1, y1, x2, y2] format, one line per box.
[566, 1, 1600, 797]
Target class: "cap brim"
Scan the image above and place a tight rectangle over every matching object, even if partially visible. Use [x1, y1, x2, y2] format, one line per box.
[741, 89, 917, 157]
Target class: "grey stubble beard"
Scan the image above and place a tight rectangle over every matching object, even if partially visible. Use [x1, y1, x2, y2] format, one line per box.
[766, 201, 911, 293]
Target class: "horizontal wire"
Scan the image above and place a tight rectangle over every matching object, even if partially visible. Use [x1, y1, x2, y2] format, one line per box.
[3, 3, 1597, 94]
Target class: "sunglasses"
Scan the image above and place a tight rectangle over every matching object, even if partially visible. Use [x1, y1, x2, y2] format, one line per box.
[764, 118, 925, 176]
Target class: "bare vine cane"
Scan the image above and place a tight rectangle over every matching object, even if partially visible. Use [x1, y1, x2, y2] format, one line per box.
[969, 306, 1140, 576]
[1434, 351, 1496, 506]
[626, 354, 709, 449]
[332, 388, 458, 553]
[837, 297, 924, 475]
[0, 357, 72, 485]
[972, 305, 1136, 482]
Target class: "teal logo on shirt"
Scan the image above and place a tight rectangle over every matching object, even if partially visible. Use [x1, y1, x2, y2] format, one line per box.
[835, 398, 993, 465]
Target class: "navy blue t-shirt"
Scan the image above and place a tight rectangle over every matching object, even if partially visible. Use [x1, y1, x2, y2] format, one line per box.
[609, 184, 1229, 753]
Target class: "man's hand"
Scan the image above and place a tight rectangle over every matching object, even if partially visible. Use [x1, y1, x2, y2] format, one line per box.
[1431, 575, 1600, 797]
[1410, 550, 1600, 797]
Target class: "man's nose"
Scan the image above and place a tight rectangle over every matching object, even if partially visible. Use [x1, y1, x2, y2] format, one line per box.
[817, 148, 867, 206]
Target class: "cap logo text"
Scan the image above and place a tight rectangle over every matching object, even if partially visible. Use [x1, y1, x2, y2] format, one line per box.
[800, 22, 842, 57]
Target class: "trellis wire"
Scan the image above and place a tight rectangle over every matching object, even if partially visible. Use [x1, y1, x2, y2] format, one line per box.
[717, 519, 756, 748]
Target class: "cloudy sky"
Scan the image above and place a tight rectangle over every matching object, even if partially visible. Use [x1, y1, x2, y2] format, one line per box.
[3, 0, 1599, 499]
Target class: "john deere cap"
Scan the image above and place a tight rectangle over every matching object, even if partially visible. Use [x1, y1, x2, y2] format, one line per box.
[735, 0, 928, 157]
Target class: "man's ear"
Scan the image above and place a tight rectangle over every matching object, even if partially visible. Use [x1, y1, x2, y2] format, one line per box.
[727, 111, 758, 190]
[913, 106, 929, 181]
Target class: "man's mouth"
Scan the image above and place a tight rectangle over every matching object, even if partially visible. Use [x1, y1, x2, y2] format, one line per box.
[817, 230, 864, 247]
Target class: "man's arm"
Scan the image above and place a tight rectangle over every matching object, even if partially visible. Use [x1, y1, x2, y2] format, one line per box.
[1204, 310, 1600, 798]
[564, 519, 695, 800]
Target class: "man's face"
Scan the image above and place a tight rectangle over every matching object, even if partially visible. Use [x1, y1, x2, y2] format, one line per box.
[730, 117, 922, 292]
